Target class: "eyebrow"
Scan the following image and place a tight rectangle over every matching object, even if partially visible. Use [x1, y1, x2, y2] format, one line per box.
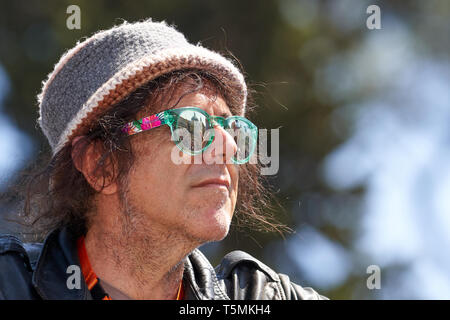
[219, 112, 233, 118]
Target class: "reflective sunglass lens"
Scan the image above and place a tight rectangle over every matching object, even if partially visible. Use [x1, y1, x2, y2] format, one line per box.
[226, 118, 257, 163]
[173, 110, 211, 153]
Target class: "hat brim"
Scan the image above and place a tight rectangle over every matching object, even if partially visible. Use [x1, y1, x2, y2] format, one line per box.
[54, 46, 247, 154]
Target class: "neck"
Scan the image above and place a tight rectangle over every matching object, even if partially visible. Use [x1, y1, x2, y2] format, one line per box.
[84, 213, 197, 300]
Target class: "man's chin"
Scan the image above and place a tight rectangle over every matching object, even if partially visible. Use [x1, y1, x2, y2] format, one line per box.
[190, 209, 232, 243]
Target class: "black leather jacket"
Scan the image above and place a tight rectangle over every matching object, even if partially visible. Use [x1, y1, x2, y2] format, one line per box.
[0, 227, 326, 300]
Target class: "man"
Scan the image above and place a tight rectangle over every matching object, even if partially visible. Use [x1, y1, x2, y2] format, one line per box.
[0, 19, 326, 300]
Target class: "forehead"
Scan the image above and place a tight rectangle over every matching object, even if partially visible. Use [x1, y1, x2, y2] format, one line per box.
[175, 91, 232, 118]
[136, 83, 237, 119]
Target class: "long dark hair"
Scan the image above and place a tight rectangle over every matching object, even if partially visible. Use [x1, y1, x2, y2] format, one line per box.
[6, 69, 289, 241]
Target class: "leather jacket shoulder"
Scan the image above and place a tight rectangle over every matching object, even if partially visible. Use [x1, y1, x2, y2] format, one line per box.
[0, 234, 42, 299]
[216, 250, 326, 300]
[0, 229, 327, 300]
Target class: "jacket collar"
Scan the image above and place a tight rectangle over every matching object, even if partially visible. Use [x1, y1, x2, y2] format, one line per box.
[183, 249, 229, 300]
[32, 227, 91, 300]
[31, 227, 228, 300]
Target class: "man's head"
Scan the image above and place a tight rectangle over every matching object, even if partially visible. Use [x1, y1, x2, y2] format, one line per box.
[23, 19, 286, 243]
[73, 75, 240, 245]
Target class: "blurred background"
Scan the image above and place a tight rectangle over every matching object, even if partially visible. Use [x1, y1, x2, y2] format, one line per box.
[0, 0, 449, 299]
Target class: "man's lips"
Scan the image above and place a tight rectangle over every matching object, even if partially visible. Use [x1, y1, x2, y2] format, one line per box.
[192, 178, 231, 189]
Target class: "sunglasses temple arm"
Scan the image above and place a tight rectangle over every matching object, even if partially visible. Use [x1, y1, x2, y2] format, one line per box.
[122, 111, 169, 136]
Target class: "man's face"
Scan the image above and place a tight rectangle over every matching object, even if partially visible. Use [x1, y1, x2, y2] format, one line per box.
[119, 87, 240, 245]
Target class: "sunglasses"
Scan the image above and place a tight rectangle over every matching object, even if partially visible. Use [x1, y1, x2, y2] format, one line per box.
[122, 107, 258, 164]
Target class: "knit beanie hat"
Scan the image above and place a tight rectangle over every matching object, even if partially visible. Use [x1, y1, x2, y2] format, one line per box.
[37, 18, 247, 155]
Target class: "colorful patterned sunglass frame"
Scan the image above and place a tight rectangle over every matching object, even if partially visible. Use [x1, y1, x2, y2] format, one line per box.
[122, 106, 258, 164]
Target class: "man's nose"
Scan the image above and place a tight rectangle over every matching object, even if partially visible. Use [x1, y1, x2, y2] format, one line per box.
[202, 124, 238, 165]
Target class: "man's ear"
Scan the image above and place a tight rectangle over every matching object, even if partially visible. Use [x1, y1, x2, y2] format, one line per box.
[71, 136, 118, 195]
